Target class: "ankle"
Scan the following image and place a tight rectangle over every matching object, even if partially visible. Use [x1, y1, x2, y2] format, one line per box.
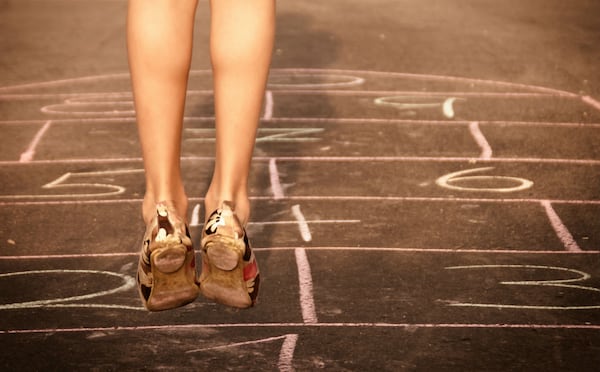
[142, 193, 189, 224]
[204, 192, 250, 227]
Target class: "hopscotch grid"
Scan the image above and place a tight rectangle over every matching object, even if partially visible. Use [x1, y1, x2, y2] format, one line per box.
[2, 70, 600, 342]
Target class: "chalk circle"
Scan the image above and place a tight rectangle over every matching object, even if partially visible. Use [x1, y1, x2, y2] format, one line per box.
[267, 72, 365, 89]
[436, 167, 533, 193]
[0, 269, 135, 310]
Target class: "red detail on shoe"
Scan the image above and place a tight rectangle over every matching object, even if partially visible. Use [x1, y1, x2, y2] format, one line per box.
[243, 260, 258, 281]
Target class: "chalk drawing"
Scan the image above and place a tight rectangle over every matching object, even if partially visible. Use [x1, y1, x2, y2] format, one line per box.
[278, 333, 299, 372]
[191, 203, 201, 227]
[19, 120, 52, 163]
[5, 322, 600, 335]
[582, 95, 600, 113]
[374, 95, 462, 119]
[0, 269, 136, 310]
[184, 128, 324, 143]
[1, 68, 598, 336]
[185, 333, 298, 372]
[442, 97, 459, 118]
[295, 248, 318, 324]
[445, 264, 600, 310]
[0, 169, 144, 199]
[436, 167, 534, 192]
[541, 200, 582, 252]
[189, 209, 360, 229]
[263, 90, 274, 120]
[41, 100, 135, 117]
[468, 122, 493, 159]
[292, 205, 312, 242]
[267, 72, 364, 89]
[269, 158, 285, 200]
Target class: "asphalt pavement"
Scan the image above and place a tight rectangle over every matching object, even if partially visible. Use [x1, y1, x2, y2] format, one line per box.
[1, 0, 600, 370]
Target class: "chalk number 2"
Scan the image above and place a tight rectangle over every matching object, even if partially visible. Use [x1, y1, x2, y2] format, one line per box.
[445, 264, 600, 310]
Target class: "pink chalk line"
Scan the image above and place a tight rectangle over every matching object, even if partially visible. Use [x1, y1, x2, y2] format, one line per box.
[1, 196, 600, 207]
[1, 247, 597, 261]
[1, 155, 600, 167]
[2, 322, 600, 335]
[582, 96, 600, 113]
[2, 117, 600, 128]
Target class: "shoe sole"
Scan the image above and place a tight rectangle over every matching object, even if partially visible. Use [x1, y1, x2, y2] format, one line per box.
[200, 240, 252, 309]
[144, 241, 198, 311]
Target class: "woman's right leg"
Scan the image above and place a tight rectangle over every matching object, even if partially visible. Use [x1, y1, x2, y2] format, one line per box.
[127, 0, 198, 224]
[127, 0, 200, 311]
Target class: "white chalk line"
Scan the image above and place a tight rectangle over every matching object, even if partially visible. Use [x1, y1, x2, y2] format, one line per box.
[185, 127, 324, 143]
[468, 122, 493, 159]
[185, 334, 290, 352]
[272, 154, 317, 326]
[184, 333, 298, 368]
[1, 246, 599, 261]
[0, 269, 135, 310]
[269, 158, 285, 200]
[582, 95, 600, 113]
[374, 96, 461, 119]
[190, 203, 201, 227]
[445, 264, 599, 310]
[435, 167, 533, 193]
[19, 120, 52, 163]
[295, 248, 318, 324]
[278, 333, 299, 372]
[291, 205, 312, 242]
[186, 333, 300, 371]
[267, 72, 365, 89]
[541, 200, 582, 252]
[3, 322, 600, 335]
[263, 90, 274, 120]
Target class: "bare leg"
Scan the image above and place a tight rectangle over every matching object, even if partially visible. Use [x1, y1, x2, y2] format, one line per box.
[127, 0, 198, 223]
[204, 0, 276, 225]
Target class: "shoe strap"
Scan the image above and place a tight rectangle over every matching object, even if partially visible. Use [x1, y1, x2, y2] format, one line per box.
[203, 201, 244, 240]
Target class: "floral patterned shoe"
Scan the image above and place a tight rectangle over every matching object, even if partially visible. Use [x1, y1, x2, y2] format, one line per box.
[137, 201, 198, 311]
[199, 201, 260, 308]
